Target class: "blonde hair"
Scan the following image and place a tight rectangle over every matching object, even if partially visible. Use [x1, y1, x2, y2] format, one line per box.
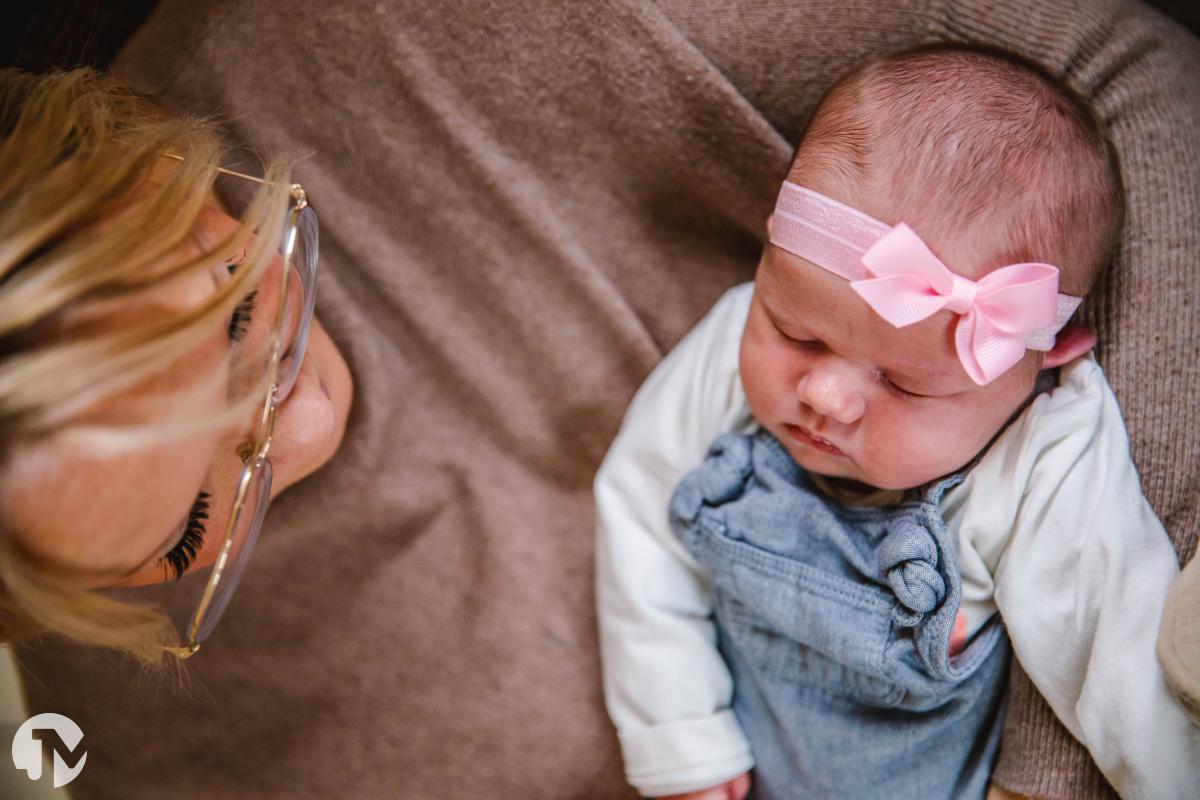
[0, 68, 293, 663]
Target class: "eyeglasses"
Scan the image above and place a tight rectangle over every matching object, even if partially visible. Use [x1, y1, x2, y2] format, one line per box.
[164, 165, 318, 659]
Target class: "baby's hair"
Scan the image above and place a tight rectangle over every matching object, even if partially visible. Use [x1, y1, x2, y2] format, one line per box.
[789, 43, 1124, 297]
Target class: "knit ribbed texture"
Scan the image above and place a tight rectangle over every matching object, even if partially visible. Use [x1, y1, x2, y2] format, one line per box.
[1000, 660, 1120, 798]
[14, 2, 1198, 798]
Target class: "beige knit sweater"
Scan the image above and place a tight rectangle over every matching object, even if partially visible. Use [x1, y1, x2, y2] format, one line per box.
[18, 1, 1197, 797]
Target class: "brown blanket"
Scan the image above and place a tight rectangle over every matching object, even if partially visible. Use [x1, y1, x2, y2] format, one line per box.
[17, 1, 1199, 797]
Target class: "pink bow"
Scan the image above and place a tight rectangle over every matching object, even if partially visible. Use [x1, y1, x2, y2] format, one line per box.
[850, 224, 1061, 385]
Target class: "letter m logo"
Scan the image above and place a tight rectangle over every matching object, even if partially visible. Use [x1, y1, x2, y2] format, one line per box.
[12, 712, 87, 788]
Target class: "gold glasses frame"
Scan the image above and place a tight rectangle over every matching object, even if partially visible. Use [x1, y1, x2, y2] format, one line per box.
[162, 158, 317, 659]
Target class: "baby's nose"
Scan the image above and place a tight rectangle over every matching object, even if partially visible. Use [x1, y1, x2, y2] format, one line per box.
[796, 364, 866, 424]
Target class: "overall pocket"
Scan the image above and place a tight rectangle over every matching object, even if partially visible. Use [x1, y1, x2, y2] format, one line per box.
[700, 517, 910, 707]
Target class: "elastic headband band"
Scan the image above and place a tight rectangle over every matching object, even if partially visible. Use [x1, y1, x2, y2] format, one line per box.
[769, 182, 1082, 385]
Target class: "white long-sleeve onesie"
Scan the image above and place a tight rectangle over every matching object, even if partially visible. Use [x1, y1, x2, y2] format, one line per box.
[594, 282, 1198, 798]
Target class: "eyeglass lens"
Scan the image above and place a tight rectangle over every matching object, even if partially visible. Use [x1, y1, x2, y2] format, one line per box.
[192, 459, 272, 643]
[184, 203, 318, 645]
[276, 205, 319, 401]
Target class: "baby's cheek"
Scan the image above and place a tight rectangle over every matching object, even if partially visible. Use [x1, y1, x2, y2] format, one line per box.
[914, 403, 995, 475]
[738, 340, 774, 418]
[861, 430, 922, 487]
[740, 372, 772, 424]
[861, 410, 963, 488]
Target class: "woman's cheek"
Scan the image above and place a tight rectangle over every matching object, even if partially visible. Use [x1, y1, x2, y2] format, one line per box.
[266, 370, 339, 493]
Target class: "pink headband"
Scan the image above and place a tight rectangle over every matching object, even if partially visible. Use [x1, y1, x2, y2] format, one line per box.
[768, 182, 1082, 385]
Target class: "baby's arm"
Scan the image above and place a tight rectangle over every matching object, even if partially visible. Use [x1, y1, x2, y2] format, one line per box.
[966, 359, 1198, 799]
[595, 284, 756, 797]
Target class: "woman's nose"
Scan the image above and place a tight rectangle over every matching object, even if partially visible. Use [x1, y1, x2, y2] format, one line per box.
[264, 366, 339, 496]
[796, 361, 866, 424]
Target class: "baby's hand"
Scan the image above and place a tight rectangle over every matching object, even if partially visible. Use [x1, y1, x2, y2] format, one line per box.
[949, 611, 968, 656]
[656, 772, 751, 800]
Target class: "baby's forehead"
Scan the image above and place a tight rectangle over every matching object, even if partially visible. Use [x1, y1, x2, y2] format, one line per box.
[779, 165, 1080, 300]
[759, 248, 972, 390]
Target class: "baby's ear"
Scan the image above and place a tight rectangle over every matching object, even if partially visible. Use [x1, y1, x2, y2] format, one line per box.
[1042, 324, 1097, 369]
[766, 213, 774, 238]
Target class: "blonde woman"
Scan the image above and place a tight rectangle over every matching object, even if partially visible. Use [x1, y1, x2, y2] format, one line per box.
[0, 67, 353, 663]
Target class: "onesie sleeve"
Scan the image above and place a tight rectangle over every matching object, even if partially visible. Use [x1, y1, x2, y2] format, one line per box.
[594, 283, 756, 797]
[963, 358, 1199, 799]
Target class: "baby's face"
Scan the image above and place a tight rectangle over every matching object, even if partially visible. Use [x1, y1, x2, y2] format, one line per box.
[740, 245, 1041, 491]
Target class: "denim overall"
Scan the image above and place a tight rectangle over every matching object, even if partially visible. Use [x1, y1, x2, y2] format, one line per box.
[669, 429, 1010, 800]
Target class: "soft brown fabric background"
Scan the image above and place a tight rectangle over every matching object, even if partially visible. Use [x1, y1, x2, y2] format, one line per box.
[12, 1, 1198, 797]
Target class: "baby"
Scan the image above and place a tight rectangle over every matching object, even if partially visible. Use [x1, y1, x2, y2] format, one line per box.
[595, 44, 1197, 799]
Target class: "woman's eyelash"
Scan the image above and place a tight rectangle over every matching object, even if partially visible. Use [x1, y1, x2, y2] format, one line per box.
[225, 261, 257, 342]
[159, 492, 209, 580]
[228, 290, 258, 342]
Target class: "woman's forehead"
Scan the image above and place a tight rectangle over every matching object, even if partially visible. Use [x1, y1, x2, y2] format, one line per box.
[0, 269, 235, 581]
[1, 412, 218, 581]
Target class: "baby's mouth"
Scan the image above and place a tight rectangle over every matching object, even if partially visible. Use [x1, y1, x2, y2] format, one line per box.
[784, 423, 845, 456]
